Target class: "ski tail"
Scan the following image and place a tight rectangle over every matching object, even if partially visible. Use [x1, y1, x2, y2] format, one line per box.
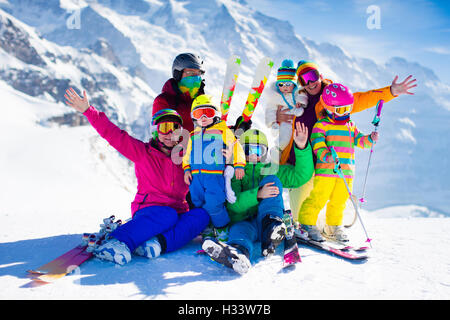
[220, 55, 241, 122]
[25, 215, 121, 285]
[282, 210, 302, 267]
[239, 56, 274, 124]
[297, 237, 369, 261]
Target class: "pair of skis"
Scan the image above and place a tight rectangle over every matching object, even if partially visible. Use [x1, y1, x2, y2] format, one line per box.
[282, 211, 369, 265]
[24, 215, 122, 287]
[296, 237, 369, 261]
[220, 55, 274, 128]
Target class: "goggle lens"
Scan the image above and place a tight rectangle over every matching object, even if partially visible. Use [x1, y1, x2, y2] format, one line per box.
[192, 107, 216, 120]
[299, 70, 320, 86]
[277, 82, 293, 88]
[333, 104, 353, 116]
[157, 122, 180, 134]
[244, 144, 266, 156]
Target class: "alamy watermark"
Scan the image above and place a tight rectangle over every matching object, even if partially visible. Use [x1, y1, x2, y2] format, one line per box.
[366, 5, 381, 30]
[66, 8, 81, 30]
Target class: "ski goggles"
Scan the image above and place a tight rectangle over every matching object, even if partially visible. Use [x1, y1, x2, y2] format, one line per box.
[277, 82, 294, 88]
[244, 144, 267, 157]
[298, 69, 320, 86]
[332, 104, 353, 116]
[191, 107, 217, 120]
[157, 121, 181, 135]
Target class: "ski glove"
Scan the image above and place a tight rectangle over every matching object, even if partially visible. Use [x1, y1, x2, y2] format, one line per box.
[232, 115, 252, 133]
[224, 166, 236, 204]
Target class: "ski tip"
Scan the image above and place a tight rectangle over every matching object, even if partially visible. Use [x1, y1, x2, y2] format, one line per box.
[21, 279, 50, 288]
[26, 270, 47, 277]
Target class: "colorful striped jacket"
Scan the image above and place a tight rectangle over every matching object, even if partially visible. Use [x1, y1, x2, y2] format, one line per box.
[182, 120, 246, 174]
[311, 116, 373, 179]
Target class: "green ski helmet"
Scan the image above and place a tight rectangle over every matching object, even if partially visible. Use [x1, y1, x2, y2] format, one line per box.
[239, 129, 269, 157]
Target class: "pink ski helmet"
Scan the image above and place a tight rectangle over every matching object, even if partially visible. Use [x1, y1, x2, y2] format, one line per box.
[321, 83, 354, 116]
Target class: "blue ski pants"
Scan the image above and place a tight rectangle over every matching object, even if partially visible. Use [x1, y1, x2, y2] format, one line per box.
[227, 175, 285, 259]
[189, 173, 230, 228]
[110, 206, 210, 253]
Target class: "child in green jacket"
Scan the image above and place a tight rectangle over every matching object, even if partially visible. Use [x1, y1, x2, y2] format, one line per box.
[201, 122, 314, 274]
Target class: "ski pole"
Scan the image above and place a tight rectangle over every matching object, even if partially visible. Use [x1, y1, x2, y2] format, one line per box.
[360, 99, 384, 205]
[345, 100, 384, 228]
[330, 147, 372, 247]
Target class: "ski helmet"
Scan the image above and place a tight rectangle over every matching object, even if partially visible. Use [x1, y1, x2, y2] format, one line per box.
[172, 53, 205, 82]
[191, 94, 218, 112]
[151, 109, 183, 139]
[191, 94, 220, 121]
[239, 129, 269, 157]
[321, 83, 354, 117]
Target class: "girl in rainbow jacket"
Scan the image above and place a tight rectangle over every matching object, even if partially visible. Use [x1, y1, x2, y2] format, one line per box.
[297, 83, 379, 242]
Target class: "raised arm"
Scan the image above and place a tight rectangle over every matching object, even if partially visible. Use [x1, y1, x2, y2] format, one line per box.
[64, 88, 146, 163]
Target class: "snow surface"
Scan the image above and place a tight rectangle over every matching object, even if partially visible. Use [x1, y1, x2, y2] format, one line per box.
[1, 80, 449, 300]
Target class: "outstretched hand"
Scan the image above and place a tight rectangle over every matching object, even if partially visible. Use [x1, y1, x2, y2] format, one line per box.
[65, 88, 90, 113]
[390, 75, 417, 96]
[293, 121, 308, 150]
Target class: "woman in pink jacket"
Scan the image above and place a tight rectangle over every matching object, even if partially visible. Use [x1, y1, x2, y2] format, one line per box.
[64, 88, 209, 265]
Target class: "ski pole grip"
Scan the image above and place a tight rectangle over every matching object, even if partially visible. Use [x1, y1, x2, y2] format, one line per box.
[329, 146, 341, 173]
[330, 146, 339, 163]
[377, 100, 384, 117]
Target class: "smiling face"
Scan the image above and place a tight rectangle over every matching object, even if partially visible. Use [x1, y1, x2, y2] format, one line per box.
[303, 75, 323, 96]
[157, 131, 178, 148]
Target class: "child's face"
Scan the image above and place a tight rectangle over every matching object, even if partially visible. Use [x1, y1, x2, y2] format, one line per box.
[196, 115, 214, 127]
[246, 154, 261, 163]
[278, 82, 294, 94]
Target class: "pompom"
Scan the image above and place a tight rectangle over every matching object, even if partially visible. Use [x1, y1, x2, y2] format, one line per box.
[281, 59, 294, 69]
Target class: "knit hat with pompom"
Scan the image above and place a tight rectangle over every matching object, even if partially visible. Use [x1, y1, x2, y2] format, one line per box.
[276, 59, 297, 86]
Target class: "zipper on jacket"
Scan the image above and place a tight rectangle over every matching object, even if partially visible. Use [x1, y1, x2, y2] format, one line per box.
[252, 164, 256, 189]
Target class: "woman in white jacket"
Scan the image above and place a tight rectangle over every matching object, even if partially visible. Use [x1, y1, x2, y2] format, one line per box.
[265, 59, 308, 153]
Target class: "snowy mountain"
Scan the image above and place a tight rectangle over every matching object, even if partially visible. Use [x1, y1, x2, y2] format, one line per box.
[1, 0, 448, 215]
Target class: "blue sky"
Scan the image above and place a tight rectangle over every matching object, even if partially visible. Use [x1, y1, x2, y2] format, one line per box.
[246, 0, 450, 83]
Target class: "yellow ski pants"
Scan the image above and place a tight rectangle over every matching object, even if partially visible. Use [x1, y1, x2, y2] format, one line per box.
[289, 175, 315, 222]
[298, 175, 353, 226]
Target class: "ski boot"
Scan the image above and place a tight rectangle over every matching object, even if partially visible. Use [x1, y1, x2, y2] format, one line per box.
[293, 221, 309, 240]
[261, 215, 286, 257]
[201, 224, 229, 242]
[202, 239, 251, 275]
[94, 238, 132, 265]
[215, 225, 229, 242]
[322, 225, 349, 242]
[299, 224, 325, 242]
[134, 237, 162, 259]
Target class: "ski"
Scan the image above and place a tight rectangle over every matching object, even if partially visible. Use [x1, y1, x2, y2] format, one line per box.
[320, 234, 370, 252]
[282, 210, 301, 268]
[237, 56, 274, 127]
[24, 216, 121, 286]
[220, 55, 241, 122]
[296, 237, 369, 261]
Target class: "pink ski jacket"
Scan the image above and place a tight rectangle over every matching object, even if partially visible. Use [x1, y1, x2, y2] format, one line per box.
[84, 106, 189, 217]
